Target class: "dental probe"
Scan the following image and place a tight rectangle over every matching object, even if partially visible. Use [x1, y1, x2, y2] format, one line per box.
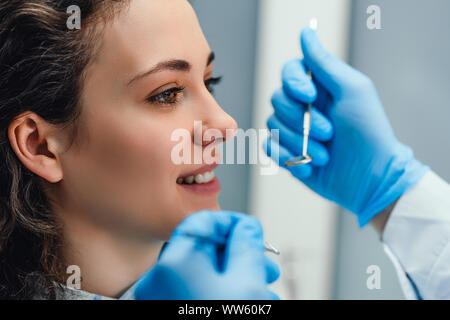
[182, 232, 280, 255]
[285, 70, 313, 167]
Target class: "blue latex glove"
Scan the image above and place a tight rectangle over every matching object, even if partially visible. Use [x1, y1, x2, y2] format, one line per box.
[265, 27, 429, 227]
[134, 210, 280, 300]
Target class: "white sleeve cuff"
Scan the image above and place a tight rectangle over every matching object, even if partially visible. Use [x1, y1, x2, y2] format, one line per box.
[381, 170, 450, 299]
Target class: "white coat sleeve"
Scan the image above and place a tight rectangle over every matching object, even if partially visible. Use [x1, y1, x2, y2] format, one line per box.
[382, 170, 450, 299]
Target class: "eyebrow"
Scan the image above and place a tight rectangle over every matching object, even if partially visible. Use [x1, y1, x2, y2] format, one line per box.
[127, 51, 216, 86]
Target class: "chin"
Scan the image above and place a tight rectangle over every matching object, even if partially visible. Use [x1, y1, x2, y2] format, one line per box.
[157, 202, 222, 240]
[194, 201, 221, 212]
[211, 203, 221, 211]
[181, 201, 221, 218]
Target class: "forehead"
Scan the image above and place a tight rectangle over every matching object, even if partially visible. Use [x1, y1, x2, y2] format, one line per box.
[91, 0, 210, 82]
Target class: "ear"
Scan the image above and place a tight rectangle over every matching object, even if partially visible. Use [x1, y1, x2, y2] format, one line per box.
[8, 112, 66, 183]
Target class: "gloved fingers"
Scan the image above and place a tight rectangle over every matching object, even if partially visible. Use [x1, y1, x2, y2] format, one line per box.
[312, 78, 334, 114]
[264, 255, 281, 284]
[164, 211, 238, 270]
[300, 27, 358, 97]
[160, 231, 218, 270]
[281, 58, 317, 104]
[263, 137, 313, 180]
[172, 210, 235, 241]
[271, 88, 334, 142]
[268, 290, 281, 300]
[251, 289, 281, 300]
[281, 57, 335, 118]
[267, 114, 330, 166]
[224, 215, 267, 281]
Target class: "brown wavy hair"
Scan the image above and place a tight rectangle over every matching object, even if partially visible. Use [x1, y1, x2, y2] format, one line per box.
[0, 0, 128, 299]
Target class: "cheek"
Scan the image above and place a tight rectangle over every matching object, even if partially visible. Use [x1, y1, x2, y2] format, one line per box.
[93, 122, 173, 188]
[64, 110, 185, 232]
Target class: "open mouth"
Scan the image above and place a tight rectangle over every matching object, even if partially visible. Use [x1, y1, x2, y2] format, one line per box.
[175, 164, 221, 195]
[176, 170, 216, 185]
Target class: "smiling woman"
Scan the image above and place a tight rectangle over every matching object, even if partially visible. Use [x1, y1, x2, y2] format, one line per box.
[0, 0, 237, 299]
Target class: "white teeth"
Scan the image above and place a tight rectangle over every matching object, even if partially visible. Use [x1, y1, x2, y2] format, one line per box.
[184, 176, 195, 184]
[177, 171, 215, 185]
[204, 171, 215, 182]
[194, 174, 205, 184]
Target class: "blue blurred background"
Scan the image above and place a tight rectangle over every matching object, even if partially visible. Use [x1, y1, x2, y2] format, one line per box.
[191, 0, 450, 299]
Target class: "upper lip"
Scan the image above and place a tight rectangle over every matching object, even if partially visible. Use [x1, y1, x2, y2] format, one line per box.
[178, 163, 219, 179]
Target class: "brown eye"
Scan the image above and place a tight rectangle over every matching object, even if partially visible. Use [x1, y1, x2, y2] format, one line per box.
[146, 87, 185, 106]
[161, 90, 178, 103]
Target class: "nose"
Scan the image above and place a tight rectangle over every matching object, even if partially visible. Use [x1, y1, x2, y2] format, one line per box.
[193, 93, 238, 147]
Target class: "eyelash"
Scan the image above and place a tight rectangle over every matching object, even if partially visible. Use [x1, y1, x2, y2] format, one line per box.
[204, 76, 222, 94]
[146, 76, 222, 106]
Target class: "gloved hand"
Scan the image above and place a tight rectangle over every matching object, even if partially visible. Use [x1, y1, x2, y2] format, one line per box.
[265, 27, 429, 227]
[134, 210, 280, 300]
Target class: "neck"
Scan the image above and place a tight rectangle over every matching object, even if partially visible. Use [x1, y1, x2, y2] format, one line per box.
[59, 211, 164, 298]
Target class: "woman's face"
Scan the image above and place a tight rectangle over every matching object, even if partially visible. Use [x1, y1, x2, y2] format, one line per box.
[58, 0, 237, 239]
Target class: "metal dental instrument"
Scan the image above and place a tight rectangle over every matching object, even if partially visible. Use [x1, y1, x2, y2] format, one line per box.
[263, 241, 280, 255]
[182, 232, 280, 255]
[285, 70, 313, 167]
